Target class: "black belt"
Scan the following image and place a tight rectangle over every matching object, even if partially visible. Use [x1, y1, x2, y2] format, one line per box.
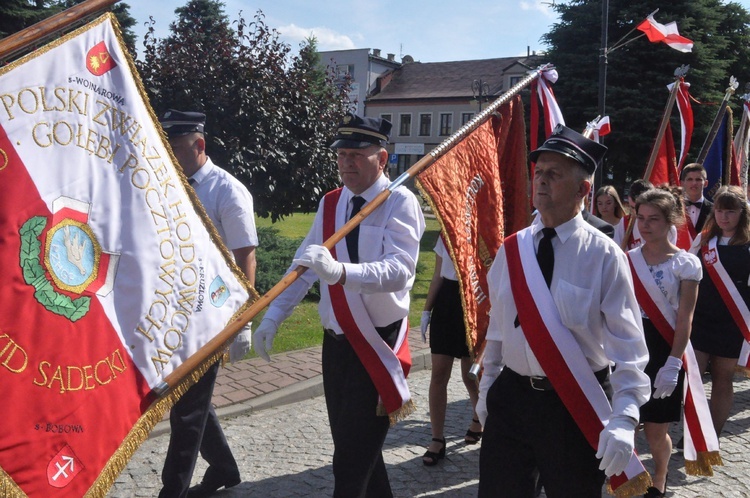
[324, 319, 402, 348]
[506, 366, 609, 392]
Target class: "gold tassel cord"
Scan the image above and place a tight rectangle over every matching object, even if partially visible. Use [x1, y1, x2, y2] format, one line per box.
[606, 470, 653, 497]
[685, 450, 724, 477]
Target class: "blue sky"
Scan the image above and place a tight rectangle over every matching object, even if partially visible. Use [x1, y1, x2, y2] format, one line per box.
[124, 0, 750, 63]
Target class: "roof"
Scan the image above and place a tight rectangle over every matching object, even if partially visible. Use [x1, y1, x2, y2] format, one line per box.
[368, 56, 542, 101]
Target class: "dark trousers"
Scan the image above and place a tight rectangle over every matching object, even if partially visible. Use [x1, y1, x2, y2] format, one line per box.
[160, 361, 240, 498]
[479, 368, 605, 498]
[322, 332, 393, 498]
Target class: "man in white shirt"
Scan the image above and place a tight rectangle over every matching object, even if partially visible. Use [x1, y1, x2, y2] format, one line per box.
[253, 113, 425, 497]
[476, 125, 650, 497]
[158, 110, 258, 498]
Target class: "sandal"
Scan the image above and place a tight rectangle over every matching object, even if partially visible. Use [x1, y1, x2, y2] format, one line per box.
[422, 437, 446, 466]
[465, 418, 483, 445]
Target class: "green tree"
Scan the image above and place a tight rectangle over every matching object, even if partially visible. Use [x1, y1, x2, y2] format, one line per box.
[542, 0, 750, 189]
[137, 1, 351, 220]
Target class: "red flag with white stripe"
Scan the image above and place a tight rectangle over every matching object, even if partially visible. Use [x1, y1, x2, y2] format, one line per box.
[637, 13, 694, 53]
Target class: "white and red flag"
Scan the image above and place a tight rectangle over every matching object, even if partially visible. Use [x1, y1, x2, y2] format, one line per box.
[0, 14, 251, 496]
[637, 13, 694, 53]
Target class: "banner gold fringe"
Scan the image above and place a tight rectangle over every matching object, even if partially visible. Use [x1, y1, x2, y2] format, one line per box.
[376, 399, 416, 426]
[606, 471, 653, 497]
[734, 365, 750, 378]
[85, 349, 227, 497]
[0, 467, 26, 497]
[685, 450, 723, 477]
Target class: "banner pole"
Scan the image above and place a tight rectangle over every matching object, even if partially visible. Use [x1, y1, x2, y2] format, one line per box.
[156, 63, 552, 395]
[695, 76, 739, 165]
[0, 0, 119, 62]
[621, 65, 689, 250]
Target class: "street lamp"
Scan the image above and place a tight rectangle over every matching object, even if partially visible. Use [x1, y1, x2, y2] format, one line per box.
[471, 79, 490, 112]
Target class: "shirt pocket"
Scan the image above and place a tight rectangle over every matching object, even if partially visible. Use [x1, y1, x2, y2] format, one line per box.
[358, 225, 384, 263]
[553, 279, 593, 332]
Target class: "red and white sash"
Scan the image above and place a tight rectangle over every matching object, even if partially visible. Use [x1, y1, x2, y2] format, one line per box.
[699, 238, 750, 373]
[505, 231, 651, 496]
[322, 189, 413, 422]
[628, 249, 722, 475]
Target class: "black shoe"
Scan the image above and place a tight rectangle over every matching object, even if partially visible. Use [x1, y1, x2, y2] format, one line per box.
[465, 418, 483, 445]
[422, 437, 446, 466]
[187, 475, 241, 498]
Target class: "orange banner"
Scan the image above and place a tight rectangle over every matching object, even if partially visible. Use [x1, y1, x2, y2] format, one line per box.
[416, 96, 529, 354]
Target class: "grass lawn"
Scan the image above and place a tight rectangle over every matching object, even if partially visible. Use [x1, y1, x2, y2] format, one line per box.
[247, 212, 440, 357]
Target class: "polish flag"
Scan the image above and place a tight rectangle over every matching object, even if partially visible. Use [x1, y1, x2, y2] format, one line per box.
[637, 14, 694, 53]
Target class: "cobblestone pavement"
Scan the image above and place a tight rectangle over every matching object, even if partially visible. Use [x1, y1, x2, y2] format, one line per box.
[111, 360, 750, 497]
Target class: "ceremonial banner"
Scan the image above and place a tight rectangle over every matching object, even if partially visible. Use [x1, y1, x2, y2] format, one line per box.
[673, 80, 694, 171]
[416, 95, 529, 354]
[647, 121, 679, 187]
[0, 14, 251, 497]
[703, 107, 735, 199]
[733, 101, 750, 192]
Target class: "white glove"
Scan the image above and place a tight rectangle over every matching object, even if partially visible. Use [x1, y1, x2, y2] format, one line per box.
[653, 355, 683, 399]
[595, 415, 637, 476]
[293, 244, 343, 285]
[420, 311, 431, 343]
[252, 318, 278, 362]
[229, 323, 252, 363]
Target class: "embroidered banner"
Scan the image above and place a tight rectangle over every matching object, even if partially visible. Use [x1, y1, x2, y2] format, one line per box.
[0, 14, 251, 496]
[415, 96, 529, 354]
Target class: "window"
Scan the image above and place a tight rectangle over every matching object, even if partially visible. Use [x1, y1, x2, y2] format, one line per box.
[336, 64, 355, 81]
[399, 114, 411, 136]
[439, 113, 453, 136]
[509, 76, 522, 87]
[461, 112, 474, 125]
[380, 113, 392, 124]
[419, 113, 432, 136]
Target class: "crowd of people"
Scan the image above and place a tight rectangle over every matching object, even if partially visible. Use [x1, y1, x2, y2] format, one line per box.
[160, 109, 749, 498]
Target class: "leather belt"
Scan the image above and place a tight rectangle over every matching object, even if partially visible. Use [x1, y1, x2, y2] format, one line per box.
[324, 319, 403, 347]
[507, 367, 609, 392]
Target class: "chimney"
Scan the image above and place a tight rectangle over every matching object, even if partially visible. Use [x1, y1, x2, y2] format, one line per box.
[387, 53, 395, 61]
[527, 45, 530, 57]
[372, 48, 381, 57]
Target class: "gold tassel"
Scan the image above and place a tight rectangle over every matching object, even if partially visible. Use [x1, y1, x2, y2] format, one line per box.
[685, 450, 723, 477]
[0, 467, 27, 497]
[606, 471, 652, 497]
[375, 400, 416, 426]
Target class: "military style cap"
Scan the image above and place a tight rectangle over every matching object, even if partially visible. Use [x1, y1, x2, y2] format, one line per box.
[159, 109, 205, 137]
[529, 124, 607, 175]
[331, 113, 392, 149]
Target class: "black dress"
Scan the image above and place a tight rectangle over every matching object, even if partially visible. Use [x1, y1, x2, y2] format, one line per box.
[691, 242, 750, 358]
[429, 278, 471, 358]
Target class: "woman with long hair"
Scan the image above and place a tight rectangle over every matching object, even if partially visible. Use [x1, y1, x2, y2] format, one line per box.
[628, 187, 702, 497]
[690, 185, 750, 438]
[594, 185, 627, 245]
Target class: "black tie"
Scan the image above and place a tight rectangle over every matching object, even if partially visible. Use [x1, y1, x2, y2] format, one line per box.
[346, 196, 366, 263]
[686, 200, 702, 208]
[188, 178, 196, 186]
[537, 227, 556, 288]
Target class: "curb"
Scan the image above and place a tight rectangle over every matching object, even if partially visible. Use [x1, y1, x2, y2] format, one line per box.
[150, 348, 432, 438]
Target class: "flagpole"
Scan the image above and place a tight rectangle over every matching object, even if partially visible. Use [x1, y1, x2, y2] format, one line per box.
[695, 76, 739, 165]
[155, 64, 554, 395]
[621, 65, 689, 250]
[0, 0, 119, 62]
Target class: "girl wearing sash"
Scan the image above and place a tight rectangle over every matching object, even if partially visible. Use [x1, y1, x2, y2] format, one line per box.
[630, 188, 701, 497]
[690, 185, 750, 438]
[594, 185, 626, 245]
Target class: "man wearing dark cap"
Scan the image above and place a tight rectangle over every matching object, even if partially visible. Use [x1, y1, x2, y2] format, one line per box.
[158, 110, 258, 498]
[476, 125, 650, 496]
[253, 113, 425, 497]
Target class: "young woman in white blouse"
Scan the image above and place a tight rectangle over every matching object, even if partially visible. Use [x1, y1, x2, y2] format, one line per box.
[628, 187, 701, 498]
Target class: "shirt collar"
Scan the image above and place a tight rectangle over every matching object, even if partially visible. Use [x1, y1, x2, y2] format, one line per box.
[531, 212, 583, 245]
[188, 156, 215, 185]
[343, 173, 388, 204]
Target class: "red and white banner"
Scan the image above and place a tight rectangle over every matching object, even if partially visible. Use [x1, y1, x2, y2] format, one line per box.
[733, 102, 750, 193]
[637, 13, 694, 53]
[671, 80, 694, 172]
[0, 14, 251, 496]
